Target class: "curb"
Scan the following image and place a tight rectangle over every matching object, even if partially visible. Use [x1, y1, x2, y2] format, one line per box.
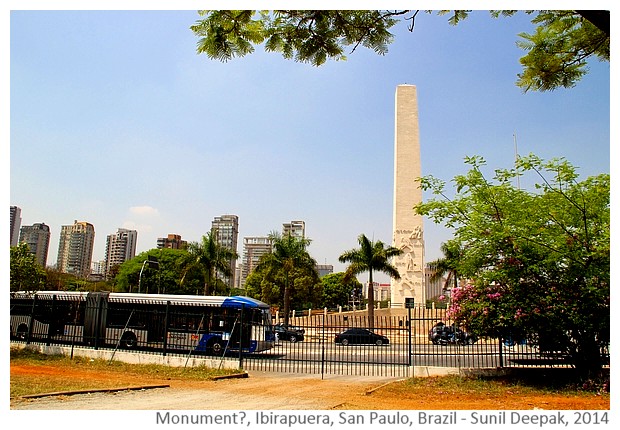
[364, 378, 406, 395]
[212, 371, 249, 380]
[16, 384, 170, 400]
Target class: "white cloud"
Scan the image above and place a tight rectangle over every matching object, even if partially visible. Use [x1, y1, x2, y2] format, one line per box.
[122, 221, 153, 233]
[129, 205, 159, 217]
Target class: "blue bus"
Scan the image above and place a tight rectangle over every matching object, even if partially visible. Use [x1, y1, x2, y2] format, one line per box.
[10, 291, 275, 355]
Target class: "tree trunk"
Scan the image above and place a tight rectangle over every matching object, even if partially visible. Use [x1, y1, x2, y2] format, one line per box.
[572, 334, 605, 380]
[367, 270, 374, 329]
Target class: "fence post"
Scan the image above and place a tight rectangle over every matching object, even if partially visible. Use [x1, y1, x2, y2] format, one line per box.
[46, 295, 57, 346]
[498, 337, 504, 368]
[26, 295, 37, 344]
[238, 304, 245, 370]
[321, 313, 326, 380]
[162, 301, 170, 357]
[408, 306, 412, 367]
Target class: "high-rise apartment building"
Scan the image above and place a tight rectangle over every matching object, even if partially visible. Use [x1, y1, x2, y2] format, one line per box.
[10, 206, 22, 247]
[211, 215, 239, 289]
[19, 223, 51, 267]
[316, 264, 333, 278]
[241, 236, 272, 286]
[104, 228, 138, 279]
[157, 234, 187, 250]
[56, 220, 95, 279]
[282, 220, 305, 238]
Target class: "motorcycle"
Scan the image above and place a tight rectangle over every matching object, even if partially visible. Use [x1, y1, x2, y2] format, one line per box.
[429, 322, 477, 346]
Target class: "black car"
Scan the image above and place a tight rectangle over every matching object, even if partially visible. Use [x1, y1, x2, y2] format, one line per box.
[275, 323, 305, 334]
[274, 324, 304, 343]
[428, 322, 477, 345]
[334, 328, 389, 346]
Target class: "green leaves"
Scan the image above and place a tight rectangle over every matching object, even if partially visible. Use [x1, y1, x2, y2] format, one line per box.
[515, 11, 609, 92]
[417, 154, 609, 375]
[193, 10, 264, 61]
[10, 243, 47, 292]
[192, 10, 399, 66]
[192, 10, 609, 92]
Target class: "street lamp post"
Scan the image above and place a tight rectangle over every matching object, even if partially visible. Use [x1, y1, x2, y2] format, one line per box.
[138, 256, 159, 293]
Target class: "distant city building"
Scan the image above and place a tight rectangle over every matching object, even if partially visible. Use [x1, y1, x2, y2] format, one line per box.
[104, 228, 138, 279]
[282, 220, 305, 238]
[235, 265, 243, 289]
[424, 264, 446, 301]
[19, 223, 51, 267]
[241, 236, 273, 286]
[57, 220, 95, 279]
[90, 260, 106, 282]
[366, 282, 391, 303]
[157, 234, 187, 250]
[316, 264, 333, 278]
[92, 260, 106, 276]
[211, 215, 239, 289]
[10, 206, 22, 247]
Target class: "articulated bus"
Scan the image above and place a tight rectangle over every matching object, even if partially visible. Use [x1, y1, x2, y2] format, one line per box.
[10, 291, 275, 355]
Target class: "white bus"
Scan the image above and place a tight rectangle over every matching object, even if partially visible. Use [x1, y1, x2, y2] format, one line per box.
[10, 291, 275, 355]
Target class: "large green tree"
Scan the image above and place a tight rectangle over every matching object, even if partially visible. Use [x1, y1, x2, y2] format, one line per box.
[182, 231, 239, 296]
[10, 243, 46, 292]
[115, 248, 192, 294]
[191, 10, 609, 92]
[415, 154, 610, 377]
[339, 234, 402, 326]
[320, 272, 363, 310]
[254, 232, 319, 325]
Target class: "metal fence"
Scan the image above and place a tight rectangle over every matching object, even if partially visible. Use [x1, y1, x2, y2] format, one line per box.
[10, 295, 609, 377]
[244, 314, 411, 377]
[10, 294, 263, 359]
[245, 307, 609, 377]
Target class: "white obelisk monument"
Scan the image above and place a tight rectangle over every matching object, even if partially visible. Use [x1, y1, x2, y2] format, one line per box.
[391, 85, 425, 307]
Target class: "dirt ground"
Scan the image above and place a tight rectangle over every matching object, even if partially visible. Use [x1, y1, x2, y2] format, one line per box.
[10, 363, 610, 410]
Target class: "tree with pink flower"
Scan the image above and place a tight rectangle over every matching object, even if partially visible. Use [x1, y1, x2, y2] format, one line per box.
[416, 154, 609, 378]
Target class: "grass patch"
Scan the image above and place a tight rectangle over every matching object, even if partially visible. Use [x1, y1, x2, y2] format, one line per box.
[10, 347, 241, 398]
[389, 375, 608, 399]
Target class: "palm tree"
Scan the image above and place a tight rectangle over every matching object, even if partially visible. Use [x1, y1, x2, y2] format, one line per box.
[256, 232, 317, 326]
[339, 234, 402, 327]
[427, 241, 463, 294]
[181, 230, 238, 296]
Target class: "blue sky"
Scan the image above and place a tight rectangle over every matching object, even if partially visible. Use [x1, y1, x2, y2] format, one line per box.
[7, 7, 612, 281]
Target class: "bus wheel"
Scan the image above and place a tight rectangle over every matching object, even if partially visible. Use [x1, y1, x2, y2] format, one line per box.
[120, 332, 137, 349]
[210, 340, 224, 355]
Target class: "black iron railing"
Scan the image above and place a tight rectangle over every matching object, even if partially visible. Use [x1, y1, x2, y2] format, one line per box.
[10, 296, 609, 377]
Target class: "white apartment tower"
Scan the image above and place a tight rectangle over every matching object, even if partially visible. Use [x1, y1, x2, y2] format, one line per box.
[104, 228, 138, 279]
[211, 215, 239, 289]
[19, 223, 51, 267]
[282, 220, 305, 238]
[57, 220, 95, 279]
[10, 206, 22, 247]
[241, 236, 272, 286]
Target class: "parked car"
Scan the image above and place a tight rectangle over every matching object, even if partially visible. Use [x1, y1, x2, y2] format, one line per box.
[334, 328, 389, 346]
[275, 323, 305, 334]
[428, 322, 477, 346]
[274, 324, 304, 343]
